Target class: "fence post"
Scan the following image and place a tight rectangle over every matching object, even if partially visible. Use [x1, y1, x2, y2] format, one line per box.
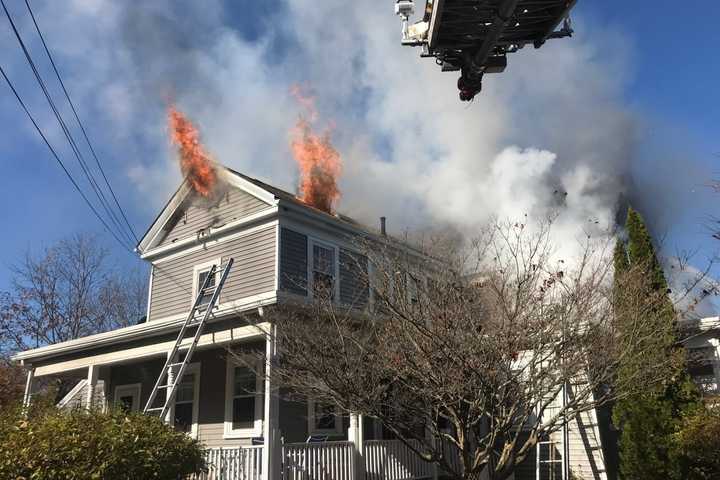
[349, 413, 364, 480]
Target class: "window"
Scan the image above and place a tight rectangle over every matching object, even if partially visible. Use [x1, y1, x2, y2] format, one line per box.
[172, 363, 200, 438]
[224, 360, 263, 438]
[311, 241, 337, 300]
[192, 258, 222, 307]
[308, 399, 343, 435]
[113, 384, 141, 413]
[537, 433, 563, 480]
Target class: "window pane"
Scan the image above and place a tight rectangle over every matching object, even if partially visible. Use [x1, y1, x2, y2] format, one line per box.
[313, 245, 334, 274]
[176, 374, 195, 403]
[315, 403, 336, 430]
[175, 403, 193, 433]
[233, 396, 255, 429]
[198, 269, 216, 305]
[118, 395, 134, 413]
[234, 367, 256, 395]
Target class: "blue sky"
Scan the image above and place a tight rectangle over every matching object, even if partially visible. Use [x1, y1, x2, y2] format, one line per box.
[0, 0, 718, 312]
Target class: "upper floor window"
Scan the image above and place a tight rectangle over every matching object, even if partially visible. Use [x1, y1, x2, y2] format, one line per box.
[311, 241, 337, 300]
[192, 258, 221, 307]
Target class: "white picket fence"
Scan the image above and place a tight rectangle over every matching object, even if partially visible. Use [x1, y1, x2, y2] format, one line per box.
[195, 445, 263, 480]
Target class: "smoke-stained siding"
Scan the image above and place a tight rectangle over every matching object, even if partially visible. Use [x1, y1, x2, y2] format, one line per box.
[279, 228, 308, 296]
[149, 225, 276, 321]
[157, 189, 270, 247]
[339, 249, 369, 307]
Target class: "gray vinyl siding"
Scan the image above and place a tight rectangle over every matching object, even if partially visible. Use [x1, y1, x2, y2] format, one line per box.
[149, 225, 276, 321]
[157, 189, 270, 247]
[339, 249, 369, 307]
[279, 228, 308, 296]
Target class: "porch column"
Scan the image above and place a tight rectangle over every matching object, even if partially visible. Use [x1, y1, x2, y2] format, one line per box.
[22, 367, 35, 408]
[262, 324, 280, 480]
[710, 338, 720, 393]
[85, 364, 98, 410]
[348, 413, 365, 480]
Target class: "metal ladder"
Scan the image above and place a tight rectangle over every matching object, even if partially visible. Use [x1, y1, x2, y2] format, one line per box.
[143, 257, 234, 420]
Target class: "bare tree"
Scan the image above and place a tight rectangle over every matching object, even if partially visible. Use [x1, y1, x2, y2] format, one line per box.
[0, 234, 147, 354]
[245, 221, 686, 480]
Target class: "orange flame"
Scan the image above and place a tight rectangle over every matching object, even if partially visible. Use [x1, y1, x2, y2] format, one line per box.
[168, 106, 217, 198]
[290, 86, 342, 214]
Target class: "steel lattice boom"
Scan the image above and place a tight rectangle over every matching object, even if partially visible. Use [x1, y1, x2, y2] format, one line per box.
[397, 0, 578, 101]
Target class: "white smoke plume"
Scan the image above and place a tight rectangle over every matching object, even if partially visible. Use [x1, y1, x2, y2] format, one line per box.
[1, 0, 716, 294]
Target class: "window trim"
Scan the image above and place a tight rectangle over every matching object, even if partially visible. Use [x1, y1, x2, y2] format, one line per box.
[191, 258, 222, 308]
[113, 383, 141, 413]
[172, 362, 201, 439]
[224, 358, 263, 439]
[307, 398, 343, 436]
[308, 238, 340, 301]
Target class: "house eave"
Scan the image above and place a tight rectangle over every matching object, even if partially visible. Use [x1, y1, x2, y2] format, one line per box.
[11, 292, 278, 365]
[140, 206, 279, 261]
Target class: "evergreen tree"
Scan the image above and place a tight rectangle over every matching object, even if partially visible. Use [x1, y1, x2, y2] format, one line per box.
[612, 207, 701, 480]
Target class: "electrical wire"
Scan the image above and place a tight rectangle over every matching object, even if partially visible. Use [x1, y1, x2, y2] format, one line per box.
[0, 63, 135, 255]
[24, 0, 140, 244]
[1, 0, 136, 248]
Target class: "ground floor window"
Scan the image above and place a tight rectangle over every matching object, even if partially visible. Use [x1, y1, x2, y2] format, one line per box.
[113, 383, 141, 413]
[224, 359, 263, 438]
[172, 363, 200, 438]
[308, 399, 343, 436]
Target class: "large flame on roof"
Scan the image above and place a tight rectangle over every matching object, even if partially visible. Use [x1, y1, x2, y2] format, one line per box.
[168, 106, 217, 198]
[290, 86, 342, 214]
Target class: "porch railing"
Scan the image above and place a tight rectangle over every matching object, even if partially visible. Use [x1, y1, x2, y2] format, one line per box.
[195, 445, 263, 480]
[283, 441, 355, 480]
[197, 439, 457, 480]
[364, 440, 433, 480]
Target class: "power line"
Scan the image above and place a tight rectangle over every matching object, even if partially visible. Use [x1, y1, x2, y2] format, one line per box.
[0, 63, 135, 255]
[24, 0, 140, 244]
[1, 0, 136, 247]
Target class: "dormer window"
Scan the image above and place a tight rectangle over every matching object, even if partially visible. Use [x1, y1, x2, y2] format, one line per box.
[192, 258, 222, 307]
[311, 241, 337, 300]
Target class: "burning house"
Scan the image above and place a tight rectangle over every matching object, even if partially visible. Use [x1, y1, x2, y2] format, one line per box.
[12, 110, 610, 480]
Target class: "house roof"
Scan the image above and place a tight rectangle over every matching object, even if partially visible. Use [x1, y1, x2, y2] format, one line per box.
[137, 165, 402, 256]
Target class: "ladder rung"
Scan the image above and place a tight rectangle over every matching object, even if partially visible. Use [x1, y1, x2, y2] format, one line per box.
[168, 362, 184, 368]
[145, 407, 164, 413]
[157, 384, 173, 390]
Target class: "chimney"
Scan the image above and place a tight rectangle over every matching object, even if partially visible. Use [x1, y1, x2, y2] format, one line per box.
[380, 217, 387, 236]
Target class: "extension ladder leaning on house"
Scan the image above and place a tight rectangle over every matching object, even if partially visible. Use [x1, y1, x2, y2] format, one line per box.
[143, 258, 234, 420]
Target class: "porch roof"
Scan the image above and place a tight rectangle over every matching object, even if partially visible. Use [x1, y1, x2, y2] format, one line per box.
[11, 309, 270, 370]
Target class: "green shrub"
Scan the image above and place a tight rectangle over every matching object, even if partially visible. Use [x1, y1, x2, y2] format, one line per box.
[676, 408, 720, 480]
[0, 402, 206, 479]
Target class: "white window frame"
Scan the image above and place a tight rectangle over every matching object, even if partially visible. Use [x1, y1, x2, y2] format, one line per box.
[172, 362, 201, 439]
[308, 238, 340, 301]
[307, 399, 343, 436]
[113, 383, 141, 413]
[224, 358, 263, 439]
[191, 257, 222, 308]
